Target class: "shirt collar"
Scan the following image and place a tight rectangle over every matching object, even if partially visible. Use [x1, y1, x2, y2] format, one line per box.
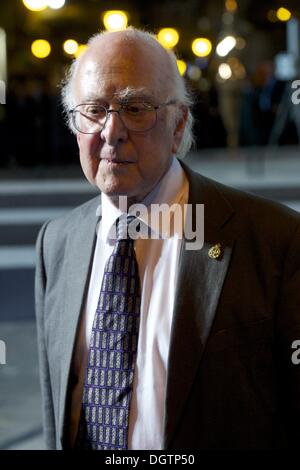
[100, 157, 188, 242]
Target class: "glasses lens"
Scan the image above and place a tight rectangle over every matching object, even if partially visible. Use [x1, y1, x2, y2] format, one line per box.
[73, 104, 106, 134]
[121, 103, 156, 132]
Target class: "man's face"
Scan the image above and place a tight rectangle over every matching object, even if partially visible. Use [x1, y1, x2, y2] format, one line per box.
[74, 35, 187, 205]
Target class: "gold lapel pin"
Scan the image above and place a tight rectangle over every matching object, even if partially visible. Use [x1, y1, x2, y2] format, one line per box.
[208, 243, 222, 260]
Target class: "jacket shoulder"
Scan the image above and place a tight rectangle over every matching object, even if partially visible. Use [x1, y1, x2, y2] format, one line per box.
[45, 194, 100, 234]
[38, 194, 100, 261]
[184, 163, 300, 226]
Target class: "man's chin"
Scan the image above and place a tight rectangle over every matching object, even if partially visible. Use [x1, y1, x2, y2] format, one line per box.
[97, 180, 135, 198]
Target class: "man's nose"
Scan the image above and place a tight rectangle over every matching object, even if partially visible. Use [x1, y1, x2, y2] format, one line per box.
[100, 110, 128, 145]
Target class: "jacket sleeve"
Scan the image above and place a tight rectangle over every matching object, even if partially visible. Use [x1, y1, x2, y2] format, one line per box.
[35, 220, 56, 450]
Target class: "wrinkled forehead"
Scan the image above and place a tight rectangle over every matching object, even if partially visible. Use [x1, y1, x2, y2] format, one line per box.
[74, 38, 172, 103]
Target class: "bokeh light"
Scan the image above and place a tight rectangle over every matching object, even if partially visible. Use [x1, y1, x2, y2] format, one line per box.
[187, 65, 202, 81]
[222, 12, 234, 25]
[47, 0, 65, 8]
[23, 0, 47, 11]
[228, 57, 246, 79]
[276, 7, 291, 22]
[225, 0, 237, 12]
[63, 39, 78, 55]
[218, 63, 232, 80]
[177, 59, 186, 76]
[191, 38, 212, 57]
[216, 36, 236, 57]
[74, 44, 88, 58]
[103, 11, 128, 32]
[157, 28, 179, 49]
[31, 39, 51, 59]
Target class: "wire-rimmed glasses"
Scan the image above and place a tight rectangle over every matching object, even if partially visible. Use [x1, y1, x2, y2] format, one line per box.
[70, 100, 176, 134]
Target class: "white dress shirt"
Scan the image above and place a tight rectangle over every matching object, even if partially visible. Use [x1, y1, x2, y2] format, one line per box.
[69, 157, 189, 449]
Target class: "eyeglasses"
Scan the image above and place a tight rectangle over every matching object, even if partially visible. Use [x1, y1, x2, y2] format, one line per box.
[69, 100, 176, 134]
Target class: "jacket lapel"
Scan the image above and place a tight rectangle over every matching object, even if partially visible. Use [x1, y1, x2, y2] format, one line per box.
[164, 164, 235, 448]
[58, 196, 101, 444]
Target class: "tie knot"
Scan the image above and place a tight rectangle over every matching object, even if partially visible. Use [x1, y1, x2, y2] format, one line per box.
[116, 215, 136, 240]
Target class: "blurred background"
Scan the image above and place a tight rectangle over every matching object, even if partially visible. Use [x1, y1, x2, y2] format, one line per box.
[1, 0, 300, 450]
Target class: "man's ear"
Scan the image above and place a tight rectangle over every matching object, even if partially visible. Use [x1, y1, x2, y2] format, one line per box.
[171, 105, 188, 154]
[76, 132, 81, 147]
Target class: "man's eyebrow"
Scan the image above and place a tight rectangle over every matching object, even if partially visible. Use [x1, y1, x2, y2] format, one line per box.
[114, 87, 154, 101]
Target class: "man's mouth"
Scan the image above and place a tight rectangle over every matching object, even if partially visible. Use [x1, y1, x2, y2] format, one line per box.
[102, 158, 133, 165]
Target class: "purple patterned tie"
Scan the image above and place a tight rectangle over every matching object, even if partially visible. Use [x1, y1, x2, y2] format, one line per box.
[76, 215, 141, 449]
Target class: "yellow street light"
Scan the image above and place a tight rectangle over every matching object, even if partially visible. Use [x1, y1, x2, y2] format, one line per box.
[276, 7, 292, 22]
[157, 28, 179, 49]
[31, 39, 51, 59]
[103, 11, 128, 32]
[191, 38, 212, 57]
[23, 0, 47, 11]
[177, 59, 186, 76]
[63, 39, 79, 55]
[74, 44, 88, 59]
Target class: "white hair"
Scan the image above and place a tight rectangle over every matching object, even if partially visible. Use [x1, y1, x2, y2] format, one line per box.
[61, 27, 195, 158]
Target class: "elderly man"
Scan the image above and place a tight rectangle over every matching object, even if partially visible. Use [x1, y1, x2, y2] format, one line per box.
[35, 27, 300, 450]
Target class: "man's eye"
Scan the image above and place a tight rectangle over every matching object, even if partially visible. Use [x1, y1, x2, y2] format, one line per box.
[124, 103, 151, 115]
[124, 105, 143, 114]
[85, 106, 102, 115]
